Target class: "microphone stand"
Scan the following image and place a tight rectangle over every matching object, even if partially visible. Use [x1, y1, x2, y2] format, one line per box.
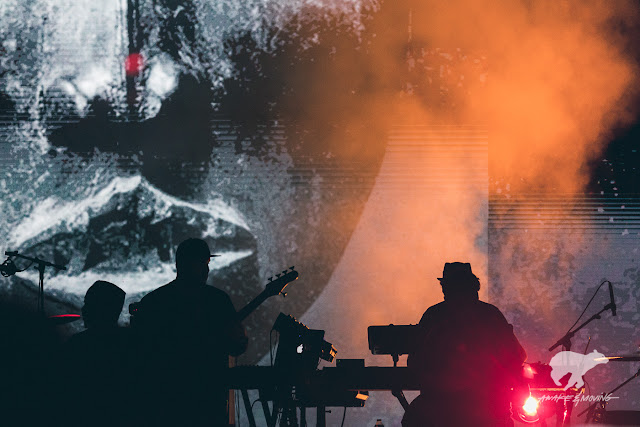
[4, 251, 67, 317]
[548, 302, 616, 352]
[578, 367, 640, 422]
[547, 299, 616, 426]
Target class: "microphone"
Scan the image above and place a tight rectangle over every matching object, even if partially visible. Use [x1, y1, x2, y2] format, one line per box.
[608, 281, 617, 317]
[0, 259, 18, 277]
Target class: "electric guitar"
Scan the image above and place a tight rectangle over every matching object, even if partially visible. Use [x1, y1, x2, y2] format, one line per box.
[128, 267, 298, 326]
[228, 267, 298, 423]
[236, 267, 299, 322]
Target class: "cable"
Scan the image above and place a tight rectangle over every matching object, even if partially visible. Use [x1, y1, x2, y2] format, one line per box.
[340, 406, 347, 427]
[566, 280, 608, 333]
[585, 378, 591, 397]
[270, 329, 277, 367]
[16, 259, 34, 272]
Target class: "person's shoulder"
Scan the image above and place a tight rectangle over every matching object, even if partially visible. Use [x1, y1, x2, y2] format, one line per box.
[431, 300, 446, 309]
[477, 300, 503, 313]
[426, 300, 447, 313]
[202, 285, 232, 300]
[140, 281, 177, 302]
[477, 300, 509, 321]
[200, 286, 238, 313]
[418, 301, 445, 323]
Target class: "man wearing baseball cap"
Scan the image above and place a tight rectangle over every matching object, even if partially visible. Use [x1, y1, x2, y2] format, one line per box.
[136, 238, 248, 426]
[403, 262, 526, 427]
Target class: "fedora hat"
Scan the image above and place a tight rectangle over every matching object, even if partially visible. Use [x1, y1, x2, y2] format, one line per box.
[437, 262, 478, 284]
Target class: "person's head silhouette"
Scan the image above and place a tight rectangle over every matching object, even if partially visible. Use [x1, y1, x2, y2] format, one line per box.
[175, 238, 218, 284]
[82, 280, 126, 329]
[437, 262, 480, 298]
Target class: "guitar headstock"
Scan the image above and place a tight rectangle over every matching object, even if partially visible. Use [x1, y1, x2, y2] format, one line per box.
[265, 266, 298, 298]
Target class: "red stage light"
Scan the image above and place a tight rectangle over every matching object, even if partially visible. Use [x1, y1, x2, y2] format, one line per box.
[125, 53, 144, 76]
[522, 396, 539, 417]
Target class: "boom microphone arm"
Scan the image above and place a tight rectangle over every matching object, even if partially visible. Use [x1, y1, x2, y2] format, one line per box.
[3, 251, 67, 316]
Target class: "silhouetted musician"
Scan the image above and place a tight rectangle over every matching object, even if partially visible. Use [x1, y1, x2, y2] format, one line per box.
[135, 238, 248, 427]
[61, 281, 134, 427]
[403, 262, 526, 427]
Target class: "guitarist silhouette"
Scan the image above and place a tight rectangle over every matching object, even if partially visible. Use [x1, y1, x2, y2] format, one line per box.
[133, 238, 298, 426]
[134, 238, 246, 427]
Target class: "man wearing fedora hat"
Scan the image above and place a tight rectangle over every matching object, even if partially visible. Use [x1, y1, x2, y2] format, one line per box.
[403, 262, 526, 427]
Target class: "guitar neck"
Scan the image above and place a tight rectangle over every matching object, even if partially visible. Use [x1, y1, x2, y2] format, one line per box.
[236, 269, 297, 322]
[237, 291, 271, 322]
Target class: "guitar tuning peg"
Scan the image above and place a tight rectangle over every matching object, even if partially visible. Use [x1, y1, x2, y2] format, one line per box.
[289, 266, 294, 271]
[276, 274, 281, 278]
[268, 277, 273, 282]
[281, 292, 287, 298]
[282, 270, 288, 275]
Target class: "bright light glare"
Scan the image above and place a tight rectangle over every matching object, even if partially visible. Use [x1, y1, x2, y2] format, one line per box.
[523, 364, 535, 379]
[148, 60, 178, 98]
[522, 396, 539, 416]
[76, 67, 112, 98]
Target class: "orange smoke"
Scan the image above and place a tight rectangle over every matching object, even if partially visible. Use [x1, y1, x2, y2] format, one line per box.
[297, 0, 639, 335]
[288, 1, 639, 423]
[387, 0, 638, 193]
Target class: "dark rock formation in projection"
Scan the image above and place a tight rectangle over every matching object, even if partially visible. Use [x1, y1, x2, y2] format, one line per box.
[5, 175, 287, 362]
